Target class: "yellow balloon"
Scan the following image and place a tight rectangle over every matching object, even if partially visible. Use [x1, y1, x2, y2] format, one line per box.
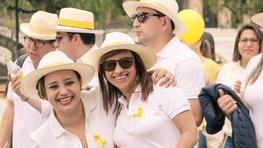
[178, 9, 205, 44]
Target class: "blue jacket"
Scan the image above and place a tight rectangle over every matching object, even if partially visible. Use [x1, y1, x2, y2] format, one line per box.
[199, 83, 257, 148]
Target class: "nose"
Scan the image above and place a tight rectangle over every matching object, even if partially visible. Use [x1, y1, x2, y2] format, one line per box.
[132, 17, 140, 28]
[59, 85, 69, 96]
[28, 42, 37, 51]
[113, 62, 124, 74]
[54, 40, 59, 49]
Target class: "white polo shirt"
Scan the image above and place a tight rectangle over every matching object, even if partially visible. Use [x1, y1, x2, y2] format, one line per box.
[114, 85, 191, 148]
[7, 57, 45, 148]
[154, 36, 206, 99]
[31, 87, 117, 148]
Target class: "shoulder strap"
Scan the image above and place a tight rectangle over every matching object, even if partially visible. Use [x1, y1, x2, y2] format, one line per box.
[15, 54, 28, 67]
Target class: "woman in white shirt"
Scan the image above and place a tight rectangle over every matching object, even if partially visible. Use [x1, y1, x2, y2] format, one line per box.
[86, 32, 198, 148]
[217, 12, 263, 148]
[20, 51, 116, 148]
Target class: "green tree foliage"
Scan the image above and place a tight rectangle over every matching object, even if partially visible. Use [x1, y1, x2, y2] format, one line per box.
[206, 0, 263, 27]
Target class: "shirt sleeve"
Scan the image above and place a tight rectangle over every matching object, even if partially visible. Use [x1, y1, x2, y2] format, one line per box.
[174, 58, 206, 99]
[154, 86, 191, 119]
[40, 99, 52, 121]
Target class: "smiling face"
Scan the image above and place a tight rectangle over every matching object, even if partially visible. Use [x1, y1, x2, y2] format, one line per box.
[44, 70, 82, 115]
[102, 51, 137, 95]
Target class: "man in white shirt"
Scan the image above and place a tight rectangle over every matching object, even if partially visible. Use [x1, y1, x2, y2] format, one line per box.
[122, 0, 206, 125]
[0, 11, 57, 148]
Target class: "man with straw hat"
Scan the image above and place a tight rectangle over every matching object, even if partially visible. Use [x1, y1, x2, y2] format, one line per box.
[0, 11, 58, 148]
[54, 7, 104, 63]
[122, 0, 206, 125]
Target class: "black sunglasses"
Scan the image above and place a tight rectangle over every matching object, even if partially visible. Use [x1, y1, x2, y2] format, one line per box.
[101, 57, 134, 72]
[131, 12, 165, 23]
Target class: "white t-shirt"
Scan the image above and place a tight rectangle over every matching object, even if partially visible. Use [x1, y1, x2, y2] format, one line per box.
[114, 85, 191, 148]
[216, 61, 245, 93]
[153, 36, 206, 99]
[216, 61, 246, 137]
[31, 87, 117, 148]
[7, 57, 44, 148]
[242, 54, 263, 147]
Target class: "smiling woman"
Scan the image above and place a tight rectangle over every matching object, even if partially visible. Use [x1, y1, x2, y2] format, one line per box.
[20, 51, 117, 148]
[86, 32, 198, 148]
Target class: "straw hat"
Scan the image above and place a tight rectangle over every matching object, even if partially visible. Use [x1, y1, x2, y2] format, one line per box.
[56, 7, 104, 34]
[85, 32, 156, 70]
[21, 51, 95, 99]
[252, 12, 263, 28]
[122, 0, 186, 35]
[20, 11, 58, 40]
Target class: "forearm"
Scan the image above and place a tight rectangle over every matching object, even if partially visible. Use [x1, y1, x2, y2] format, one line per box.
[189, 99, 203, 126]
[0, 100, 14, 147]
[176, 130, 198, 148]
[24, 97, 42, 113]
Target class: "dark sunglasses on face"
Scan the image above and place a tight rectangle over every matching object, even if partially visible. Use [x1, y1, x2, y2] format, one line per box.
[101, 57, 134, 72]
[131, 12, 165, 23]
[24, 36, 54, 48]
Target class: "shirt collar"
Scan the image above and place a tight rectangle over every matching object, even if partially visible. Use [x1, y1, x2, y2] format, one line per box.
[157, 36, 180, 58]
[49, 110, 66, 138]
[77, 44, 99, 63]
[117, 85, 142, 106]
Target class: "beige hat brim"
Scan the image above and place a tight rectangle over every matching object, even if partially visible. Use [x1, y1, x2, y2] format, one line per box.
[85, 44, 156, 70]
[21, 63, 94, 100]
[123, 1, 186, 35]
[252, 12, 263, 28]
[56, 25, 105, 34]
[20, 23, 56, 40]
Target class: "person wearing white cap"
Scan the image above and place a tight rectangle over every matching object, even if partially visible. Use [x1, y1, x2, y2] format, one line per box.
[0, 11, 58, 148]
[86, 32, 198, 147]
[20, 51, 116, 148]
[122, 0, 206, 126]
[217, 12, 263, 147]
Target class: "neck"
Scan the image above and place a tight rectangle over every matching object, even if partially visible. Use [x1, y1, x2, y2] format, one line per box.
[122, 83, 138, 103]
[74, 44, 94, 61]
[55, 101, 85, 128]
[240, 58, 249, 68]
[147, 33, 174, 53]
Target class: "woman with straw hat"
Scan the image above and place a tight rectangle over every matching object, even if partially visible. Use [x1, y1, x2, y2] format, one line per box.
[86, 32, 198, 147]
[20, 51, 116, 148]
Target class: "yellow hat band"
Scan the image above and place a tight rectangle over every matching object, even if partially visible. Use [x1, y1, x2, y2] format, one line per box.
[58, 18, 94, 29]
[29, 24, 56, 35]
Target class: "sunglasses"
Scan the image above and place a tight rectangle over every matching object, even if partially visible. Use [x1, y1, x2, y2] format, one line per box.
[131, 12, 165, 23]
[101, 57, 134, 72]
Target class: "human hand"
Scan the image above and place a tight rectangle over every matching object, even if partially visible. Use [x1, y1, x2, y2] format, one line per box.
[234, 80, 242, 93]
[150, 68, 176, 87]
[8, 74, 27, 101]
[217, 89, 237, 119]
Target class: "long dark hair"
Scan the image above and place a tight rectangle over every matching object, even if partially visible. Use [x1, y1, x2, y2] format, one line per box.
[98, 50, 153, 113]
[233, 24, 262, 62]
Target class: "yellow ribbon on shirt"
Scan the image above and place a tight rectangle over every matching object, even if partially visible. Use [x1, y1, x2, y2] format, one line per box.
[132, 106, 143, 118]
[93, 134, 106, 148]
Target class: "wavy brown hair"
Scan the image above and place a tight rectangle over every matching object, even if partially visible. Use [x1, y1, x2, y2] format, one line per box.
[98, 50, 153, 113]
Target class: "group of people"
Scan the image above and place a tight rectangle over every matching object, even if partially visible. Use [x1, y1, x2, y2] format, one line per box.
[0, 0, 262, 147]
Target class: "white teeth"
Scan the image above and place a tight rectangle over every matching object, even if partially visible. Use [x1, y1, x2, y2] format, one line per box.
[115, 75, 126, 80]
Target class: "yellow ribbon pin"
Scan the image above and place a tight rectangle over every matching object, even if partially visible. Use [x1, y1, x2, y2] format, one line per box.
[93, 134, 106, 148]
[132, 106, 143, 118]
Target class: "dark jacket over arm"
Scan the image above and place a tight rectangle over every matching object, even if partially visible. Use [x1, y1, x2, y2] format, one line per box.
[199, 83, 257, 148]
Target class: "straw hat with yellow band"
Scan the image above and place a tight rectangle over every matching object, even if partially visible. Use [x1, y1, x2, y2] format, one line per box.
[21, 51, 95, 100]
[122, 0, 186, 36]
[20, 11, 58, 40]
[56, 7, 104, 34]
[252, 12, 263, 28]
[85, 32, 156, 70]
